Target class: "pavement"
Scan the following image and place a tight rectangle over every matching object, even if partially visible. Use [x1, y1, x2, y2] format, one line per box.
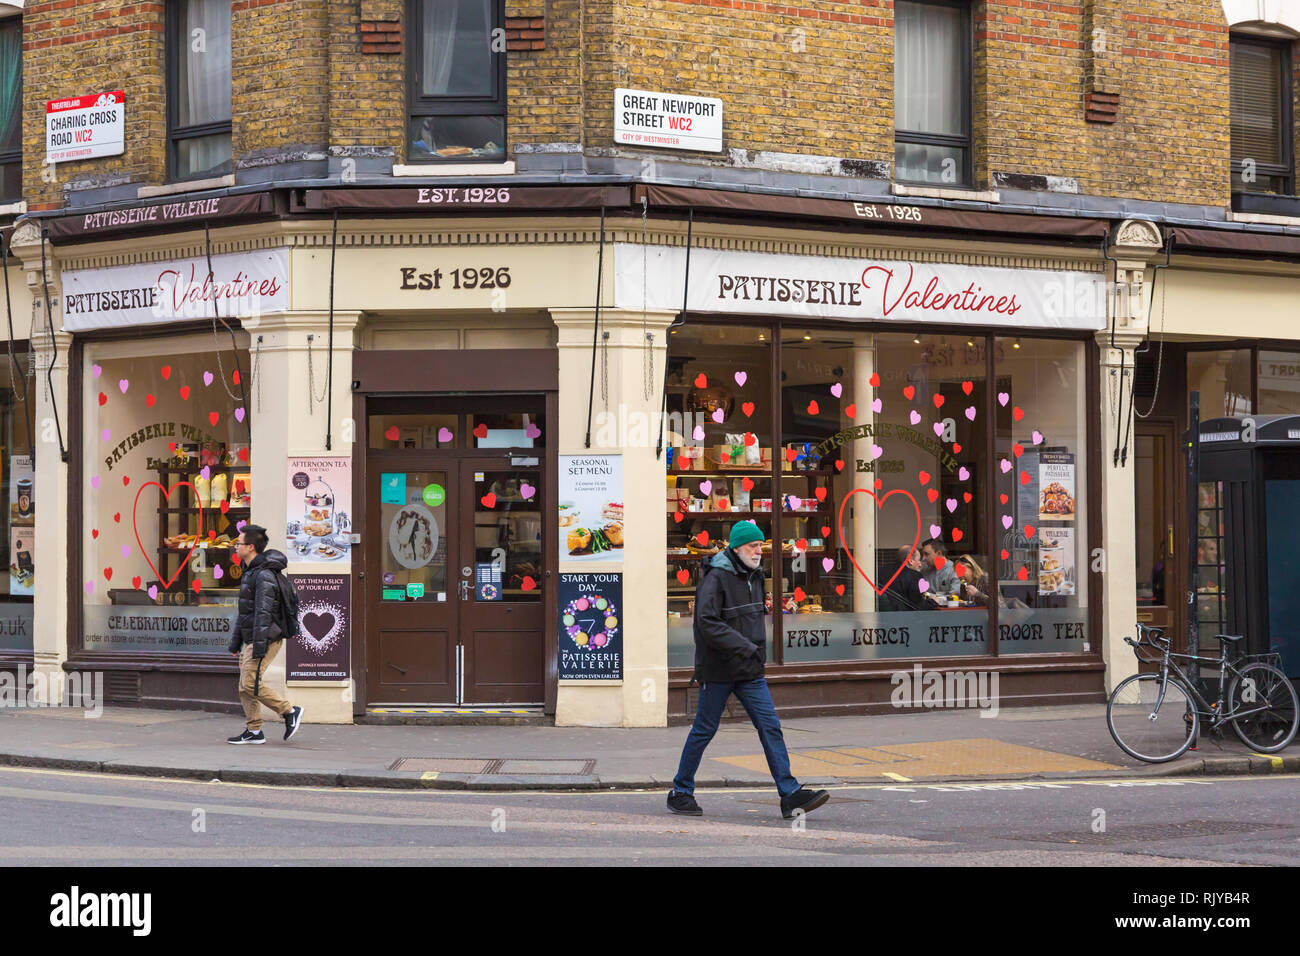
[0, 702, 1295, 791]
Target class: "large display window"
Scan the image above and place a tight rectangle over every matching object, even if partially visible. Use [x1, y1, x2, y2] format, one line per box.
[80, 334, 253, 654]
[665, 320, 1095, 667]
[0, 353, 35, 651]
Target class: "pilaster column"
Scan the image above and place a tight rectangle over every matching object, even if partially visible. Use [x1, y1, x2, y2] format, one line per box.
[551, 307, 676, 728]
[851, 333, 878, 613]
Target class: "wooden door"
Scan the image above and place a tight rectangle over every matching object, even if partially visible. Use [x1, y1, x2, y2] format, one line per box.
[1134, 421, 1181, 665]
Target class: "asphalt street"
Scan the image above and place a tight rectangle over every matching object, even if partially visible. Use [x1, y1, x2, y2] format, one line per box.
[0, 765, 1296, 867]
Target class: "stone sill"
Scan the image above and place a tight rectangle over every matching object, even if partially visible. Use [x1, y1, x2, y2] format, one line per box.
[138, 174, 236, 199]
[1228, 209, 1300, 227]
[892, 182, 1000, 203]
[0, 200, 25, 216]
[393, 161, 516, 177]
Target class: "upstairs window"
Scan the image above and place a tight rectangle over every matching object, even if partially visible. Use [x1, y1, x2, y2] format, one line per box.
[407, 0, 506, 163]
[0, 16, 20, 202]
[166, 0, 232, 181]
[1230, 36, 1294, 196]
[894, 0, 972, 186]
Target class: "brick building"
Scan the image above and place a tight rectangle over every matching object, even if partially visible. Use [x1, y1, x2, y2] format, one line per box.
[0, 0, 1297, 727]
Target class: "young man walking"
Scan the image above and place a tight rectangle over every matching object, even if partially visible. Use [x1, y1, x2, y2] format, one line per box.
[226, 524, 304, 744]
[668, 520, 829, 819]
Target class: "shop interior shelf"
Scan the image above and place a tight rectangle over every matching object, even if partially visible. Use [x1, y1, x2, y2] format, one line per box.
[156, 506, 251, 513]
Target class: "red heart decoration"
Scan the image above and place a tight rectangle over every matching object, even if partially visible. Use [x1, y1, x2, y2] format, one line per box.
[238, 447, 249, 462]
[132, 576, 142, 589]
[385, 426, 400, 441]
[481, 492, 497, 509]
[91, 529, 99, 539]
[954, 562, 967, 577]
[220, 500, 230, 514]
[903, 386, 915, 401]
[192, 579, 202, 594]
[1001, 549, 1010, 560]
[875, 479, 882, 489]
[821, 525, 831, 537]
[742, 477, 755, 492]
[208, 529, 217, 540]
[674, 511, 684, 524]
[845, 403, 857, 419]
[1020, 471, 1031, 485]
[837, 487, 921, 596]
[1013, 443, 1024, 458]
[961, 381, 973, 395]
[231, 553, 241, 566]
[934, 555, 947, 570]
[933, 394, 945, 408]
[796, 538, 808, 551]
[473, 423, 489, 439]
[927, 489, 939, 503]
[98, 392, 107, 406]
[793, 587, 806, 603]
[1013, 406, 1025, 421]
[835, 460, 845, 472]
[161, 365, 171, 380]
[123, 476, 131, 486]
[232, 370, 240, 385]
[103, 567, 113, 581]
[1024, 524, 1036, 538]
[521, 576, 537, 592]
[744, 432, 756, 446]
[952, 443, 962, 454]
[963, 492, 972, 503]
[113, 512, 121, 523]
[168, 442, 177, 452]
[1000, 493, 1009, 505]
[180, 386, 190, 400]
[742, 402, 755, 418]
[695, 531, 709, 546]
[209, 411, 220, 426]
[146, 393, 156, 408]
[869, 373, 880, 387]
[918, 470, 931, 485]
[814, 487, 827, 502]
[807, 400, 819, 416]
[676, 569, 690, 585]
[694, 373, 707, 388]
[785, 448, 798, 462]
[1017, 566, 1028, 581]
[717, 500, 730, 513]
[134, 481, 203, 590]
[952, 528, 963, 542]
[835, 584, 845, 596]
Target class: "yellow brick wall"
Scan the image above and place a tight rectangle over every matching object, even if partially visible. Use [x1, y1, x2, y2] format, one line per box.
[232, 0, 329, 156]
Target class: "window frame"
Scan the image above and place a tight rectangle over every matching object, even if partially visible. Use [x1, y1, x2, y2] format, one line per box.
[893, 0, 974, 188]
[164, 0, 232, 183]
[0, 13, 22, 202]
[405, 0, 508, 163]
[1229, 34, 1295, 199]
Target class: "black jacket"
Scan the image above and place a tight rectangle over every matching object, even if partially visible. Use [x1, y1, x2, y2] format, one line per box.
[229, 549, 288, 656]
[692, 548, 766, 683]
[887, 566, 928, 611]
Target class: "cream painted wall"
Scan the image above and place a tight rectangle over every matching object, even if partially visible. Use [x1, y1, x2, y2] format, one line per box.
[1162, 261, 1300, 341]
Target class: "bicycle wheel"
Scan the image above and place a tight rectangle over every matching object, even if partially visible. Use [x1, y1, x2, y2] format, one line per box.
[1107, 673, 1199, 763]
[1228, 663, 1299, 753]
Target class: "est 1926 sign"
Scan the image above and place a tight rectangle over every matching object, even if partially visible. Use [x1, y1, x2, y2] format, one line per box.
[47, 92, 126, 164]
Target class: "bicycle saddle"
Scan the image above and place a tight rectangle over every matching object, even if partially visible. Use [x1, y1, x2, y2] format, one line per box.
[1214, 633, 1245, 643]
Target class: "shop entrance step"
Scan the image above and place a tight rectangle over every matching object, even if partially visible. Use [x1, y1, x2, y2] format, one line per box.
[359, 706, 549, 726]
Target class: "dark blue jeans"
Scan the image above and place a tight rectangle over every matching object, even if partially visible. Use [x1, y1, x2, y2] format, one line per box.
[672, 677, 800, 797]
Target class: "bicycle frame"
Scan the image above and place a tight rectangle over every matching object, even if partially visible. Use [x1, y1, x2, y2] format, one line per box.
[1133, 627, 1276, 729]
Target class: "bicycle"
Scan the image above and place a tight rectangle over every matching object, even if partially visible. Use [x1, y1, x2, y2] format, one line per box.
[1106, 622, 1299, 763]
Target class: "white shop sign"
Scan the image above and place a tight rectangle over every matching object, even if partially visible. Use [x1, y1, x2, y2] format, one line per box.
[614, 245, 1108, 330]
[614, 88, 723, 153]
[61, 248, 290, 332]
[46, 91, 125, 163]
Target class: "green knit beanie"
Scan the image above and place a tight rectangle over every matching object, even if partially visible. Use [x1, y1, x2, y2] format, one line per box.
[728, 520, 765, 549]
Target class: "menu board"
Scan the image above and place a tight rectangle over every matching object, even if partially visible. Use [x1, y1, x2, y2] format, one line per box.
[1038, 450, 1076, 522]
[559, 454, 625, 562]
[1037, 526, 1076, 596]
[285, 456, 353, 565]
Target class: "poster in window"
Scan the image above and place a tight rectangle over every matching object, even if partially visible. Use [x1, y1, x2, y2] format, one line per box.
[558, 573, 623, 680]
[1037, 526, 1075, 596]
[559, 455, 625, 562]
[1038, 450, 1076, 522]
[8, 525, 33, 596]
[285, 574, 350, 681]
[1016, 449, 1039, 525]
[285, 456, 353, 565]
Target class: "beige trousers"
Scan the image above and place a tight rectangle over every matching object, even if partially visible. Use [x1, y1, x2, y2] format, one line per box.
[238, 641, 292, 732]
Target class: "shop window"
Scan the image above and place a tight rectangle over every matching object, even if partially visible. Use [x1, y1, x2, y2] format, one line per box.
[406, 0, 506, 163]
[468, 409, 543, 449]
[993, 338, 1090, 654]
[1229, 36, 1294, 200]
[0, 16, 20, 203]
[1187, 348, 1253, 417]
[664, 324, 775, 668]
[80, 336, 252, 653]
[0, 355, 34, 650]
[368, 413, 460, 449]
[1258, 349, 1300, 414]
[166, 0, 232, 181]
[779, 330, 990, 663]
[894, 0, 972, 186]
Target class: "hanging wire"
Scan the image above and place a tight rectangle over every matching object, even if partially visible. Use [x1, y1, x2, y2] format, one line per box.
[641, 195, 653, 403]
[203, 220, 252, 445]
[38, 230, 67, 462]
[1, 233, 33, 456]
[1134, 234, 1175, 421]
[656, 207, 693, 460]
[324, 208, 337, 451]
[583, 206, 606, 449]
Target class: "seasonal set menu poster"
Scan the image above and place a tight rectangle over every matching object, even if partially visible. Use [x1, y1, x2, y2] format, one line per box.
[285, 456, 353, 566]
[285, 574, 351, 682]
[558, 573, 623, 681]
[558, 454, 625, 563]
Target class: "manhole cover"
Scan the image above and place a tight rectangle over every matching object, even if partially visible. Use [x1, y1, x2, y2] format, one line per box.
[388, 757, 596, 775]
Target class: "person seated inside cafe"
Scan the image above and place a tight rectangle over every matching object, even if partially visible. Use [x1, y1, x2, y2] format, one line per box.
[886, 544, 928, 611]
[921, 537, 959, 602]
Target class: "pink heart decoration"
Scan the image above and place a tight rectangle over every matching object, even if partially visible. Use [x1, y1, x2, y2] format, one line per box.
[830, 383, 843, 398]
[959, 467, 969, 481]
[236, 520, 247, 532]
[1000, 458, 1012, 473]
[871, 398, 882, 413]
[525, 423, 542, 439]
[200, 466, 211, 480]
[118, 379, 129, 394]
[909, 410, 921, 425]
[101, 428, 111, 442]
[929, 523, 942, 539]
[92, 364, 102, 378]
[871, 444, 883, 459]
[998, 392, 1009, 407]
[235, 408, 245, 422]
[692, 424, 705, 441]
[147, 585, 158, 600]
[121, 544, 131, 559]
[933, 422, 944, 437]
[788, 496, 802, 510]
[438, 427, 454, 443]
[699, 480, 713, 496]
[91, 476, 101, 490]
[918, 579, 930, 594]
[203, 371, 214, 386]
[1032, 430, 1044, 444]
[711, 408, 725, 423]
[1002, 515, 1013, 529]
[965, 406, 976, 421]
[734, 371, 747, 387]
[85, 581, 94, 594]
[945, 498, 957, 513]
[520, 482, 536, 500]
[213, 565, 224, 580]
[822, 557, 834, 572]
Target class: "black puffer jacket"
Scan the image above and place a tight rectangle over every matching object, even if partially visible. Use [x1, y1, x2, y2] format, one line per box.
[229, 549, 288, 656]
[692, 548, 767, 683]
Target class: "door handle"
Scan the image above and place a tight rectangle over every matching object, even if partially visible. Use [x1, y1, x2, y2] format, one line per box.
[1167, 524, 1174, 557]
[459, 579, 469, 601]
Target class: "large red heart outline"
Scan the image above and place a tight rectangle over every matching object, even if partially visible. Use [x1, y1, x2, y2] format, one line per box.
[836, 487, 921, 597]
[133, 481, 204, 591]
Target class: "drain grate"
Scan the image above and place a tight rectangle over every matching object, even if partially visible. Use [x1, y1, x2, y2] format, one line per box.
[388, 757, 596, 775]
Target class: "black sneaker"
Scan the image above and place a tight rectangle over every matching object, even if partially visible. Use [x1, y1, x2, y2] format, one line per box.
[227, 729, 265, 745]
[667, 790, 703, 815]
[781, 788, 829, 819]
[284, 705, 304, 741]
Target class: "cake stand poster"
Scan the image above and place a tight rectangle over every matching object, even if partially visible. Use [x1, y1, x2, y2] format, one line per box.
[286, 456, 353, 565]
[285, 574, 351, 681]
[559, 454, 625, 562]
[8, 525, 33, 596]
[558, 572, 623, 680]
[1037, 526, 1075, 597]
[1038, 450, 1076, 522]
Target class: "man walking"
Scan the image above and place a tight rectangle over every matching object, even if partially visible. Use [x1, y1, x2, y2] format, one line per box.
[668, 520, 829, 819]
[226, 524, 304, 744]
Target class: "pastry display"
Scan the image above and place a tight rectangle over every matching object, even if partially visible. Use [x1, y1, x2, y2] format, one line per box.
[1039, 569, 1064, 592]
[1040, 481, 1075, 516]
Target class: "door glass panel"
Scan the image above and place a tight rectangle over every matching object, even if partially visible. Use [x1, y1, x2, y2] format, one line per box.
[473, 469, 542, 602]
[1196, 481, 1226, 644]
[369, 414, 459, 449]
[379, 470, 448, 602]
[1134, 434, 1167, 607]
[1187, 349, 1253, 417]
[469, 410, 544, 449]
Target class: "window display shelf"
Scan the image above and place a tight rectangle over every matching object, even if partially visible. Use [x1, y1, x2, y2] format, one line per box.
[156, 506, 251, 514]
